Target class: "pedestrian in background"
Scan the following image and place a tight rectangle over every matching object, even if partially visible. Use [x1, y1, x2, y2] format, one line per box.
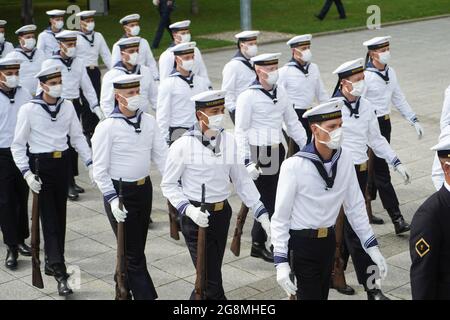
[151, 0, 175, 49]
[316, 0, 346, 20]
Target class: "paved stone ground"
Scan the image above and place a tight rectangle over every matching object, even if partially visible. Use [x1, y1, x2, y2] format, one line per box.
[1, 17, 449, 300]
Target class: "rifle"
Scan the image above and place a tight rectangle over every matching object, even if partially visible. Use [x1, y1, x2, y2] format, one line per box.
[365, 149, 375, 222]
[330, 207, 348, 290]
[287, 137, 296, 158]
[230, 161, 261, 257]
[289, 249, 297, 300]
[168, 200, 180, 240]
[115, 178, 128, 300]
[194, 183, 207, 300]
[31, 158, 43, 289]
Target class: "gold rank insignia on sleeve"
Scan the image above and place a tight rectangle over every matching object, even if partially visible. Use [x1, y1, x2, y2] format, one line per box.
[415, 238, 430, 257]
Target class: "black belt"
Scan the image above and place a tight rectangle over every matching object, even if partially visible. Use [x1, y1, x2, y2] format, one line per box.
[29, 150, 70, 159]
[0, 148, 11, 155]
[355, 162, 368, 172]
[189, 199, 228, 212]
[290, 226, 335, 239]
[378, 114, 390, 121]
[112, 176, 150, 186]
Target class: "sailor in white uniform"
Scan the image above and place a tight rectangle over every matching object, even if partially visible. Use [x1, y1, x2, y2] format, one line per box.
[36, 9, 66, 58]
[0, 20, 14, 59]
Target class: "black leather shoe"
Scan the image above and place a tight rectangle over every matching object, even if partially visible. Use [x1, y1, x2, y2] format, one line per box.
[57, 278, 73, 296]
[5, 247, 18, 270]
[18, 243, 32, 256]
[336, 284, 356, 295]
[250, 243, 274, 262]
[74, 183, 85, 194]
[369, 215, 385, 225]
[68, 185, 79, 201]
[393, 216, 410, 235]
[367, 289, 390, 300]
[45, 263, 55, 276]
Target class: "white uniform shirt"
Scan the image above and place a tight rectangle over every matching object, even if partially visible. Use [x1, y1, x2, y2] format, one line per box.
[0, 87, 32, 148]
[0, 41, 14, 59]
[41, 54, 98, 108]
[271, 146, 377, 264]
[6, 48, 46, 95]
[160, 126, 265, 216]
[278, 60, 329, 109]
[156, 70, 209, 141]
[36, 28, 61, 58]
[235, 82, 307, 163]
[111, 37, 159, 80]
[100, 62, 158, 116]
[11, 96, 92, 173]
[339, 94, 399, 166]
[364, 64, 416, 121]
[221, 51, 256, 112]
[76, 31, 112, 69]
[159, 45, 211, 86]
[431, 125, 450, 190]
[440, 85, 450, 130]
[92, 110, 168, 203]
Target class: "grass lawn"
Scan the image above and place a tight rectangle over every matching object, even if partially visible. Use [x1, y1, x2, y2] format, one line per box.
[1, 0, 449, 56]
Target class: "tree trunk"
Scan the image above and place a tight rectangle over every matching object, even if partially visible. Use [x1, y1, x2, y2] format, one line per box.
[21, 0, 34, 25]
[191, 0, 199, 15]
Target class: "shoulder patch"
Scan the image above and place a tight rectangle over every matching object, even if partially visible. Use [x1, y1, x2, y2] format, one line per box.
[415, 238, 430, 258]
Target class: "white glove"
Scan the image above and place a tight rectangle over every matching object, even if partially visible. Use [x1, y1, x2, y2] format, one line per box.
[186, 205, 210, 228]
[93, 106, 105, 121]
[246, 162, 262, 180]
[366, 246, 388, 280]
[110, 198, 128, 223]
[276, 262, 297, 296]
[88, 165, 95, 185]
[395, 164, 411, 184]
[256, 213, 271, 240]
[413, 121, 424, 139]
[24, 170, 42, 194]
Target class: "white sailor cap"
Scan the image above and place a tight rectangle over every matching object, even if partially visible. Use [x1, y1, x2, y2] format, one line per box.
[363, 36, 391, 50]
[333, 58, 365, 78]
[112, 74, 143, 89]
[431, 136, 450, 160]
[0, 20, 6, 27]
[287, 34, 312, 48]
[234, 30, 260, 42]
[55, 30, 78, 42]
[251, 53, 282, 66]
[76, 10, 96, 19]
[171, 41, 196, 55]
[0, 58, 23, 70]
[116, 36, 141, 49]
[169, 20, 191, 31]
[191, 90, 226, 109]
[35, 65, 62, 81]
[119, 14, 140, 25]
[46, 9, 66, 17]
[15, 24, 37, 35]
[303, 98, 344, 123]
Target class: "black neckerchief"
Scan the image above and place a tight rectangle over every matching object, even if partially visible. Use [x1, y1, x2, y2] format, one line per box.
[0, 42, 5, 57]
[184, 123, 224, 156]
[110, 106, 143, 133]
[334, 90, 360, 119]
[0, 87, 18, 103]
[296, 142, 341, 190]
[51, 51, 74, 71]
[232, 50, 255, 72]
[15, 47, 37, 62]
[366, 60, 389, 84]
[249, 79, 278, 104]
[169, 69, 194, 88]
[30, 93, 63, 121]
[113, 61, 141, 75]
[80, 31, 95, 47]
[287, 57, 310, 77]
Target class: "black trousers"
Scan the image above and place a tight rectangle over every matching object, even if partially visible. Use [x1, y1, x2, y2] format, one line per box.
[181, 201, 232, 300]
[369, 116, 400, 214]
[80, 67, 101, 145]
[342, 165, 378, 290]
[0, 149, 29, 247]
[104, 178, 157, 300]
[151, 7, 173, 48]
[289, 229, 336, 300]
[250, 144, 285, 244]
[318, 0, 346, 19]
[289, 108, 313, 155]
[29, 154, 69, 266]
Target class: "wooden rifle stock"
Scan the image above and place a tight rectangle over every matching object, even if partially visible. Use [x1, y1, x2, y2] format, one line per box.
[168, 200, 180, 240]
[194, 183, 207, 300]
[31, 158, 43, 289]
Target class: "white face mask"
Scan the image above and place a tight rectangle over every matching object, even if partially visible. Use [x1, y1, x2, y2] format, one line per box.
[1, 75, 19, 88]
[179, 58, 194, 72]
[125, 52, 139, 66]
[120, 94, 142, 112]
[54, 20, 64, 30]
[179, 33, 191, 43]
[299, 48, 312, 62]
[22, 38, 36, 50]
[128, 25, 140, 36]
[0, 33, 4, 43]
[346, 79, 366, 97]
[244, 44, 258, 58]
[45, 84, 62, 98]
[315, 125, 343, 150]
[200, 111, 224, 131]
[85, 22, 95, 32]
[62, 44, 76, 58]
[263, 70, 279, 86]
[377, 51, 391, 65]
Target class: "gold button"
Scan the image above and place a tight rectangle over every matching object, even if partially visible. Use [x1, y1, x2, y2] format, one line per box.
[214, 202, 224, 211]
[53, 151, 62, 158]
[317, 228, 328, 238]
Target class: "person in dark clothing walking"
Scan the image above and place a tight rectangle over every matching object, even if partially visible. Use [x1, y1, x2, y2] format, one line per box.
[151, 0, 175, 49]
[316, 0, 346, 20]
